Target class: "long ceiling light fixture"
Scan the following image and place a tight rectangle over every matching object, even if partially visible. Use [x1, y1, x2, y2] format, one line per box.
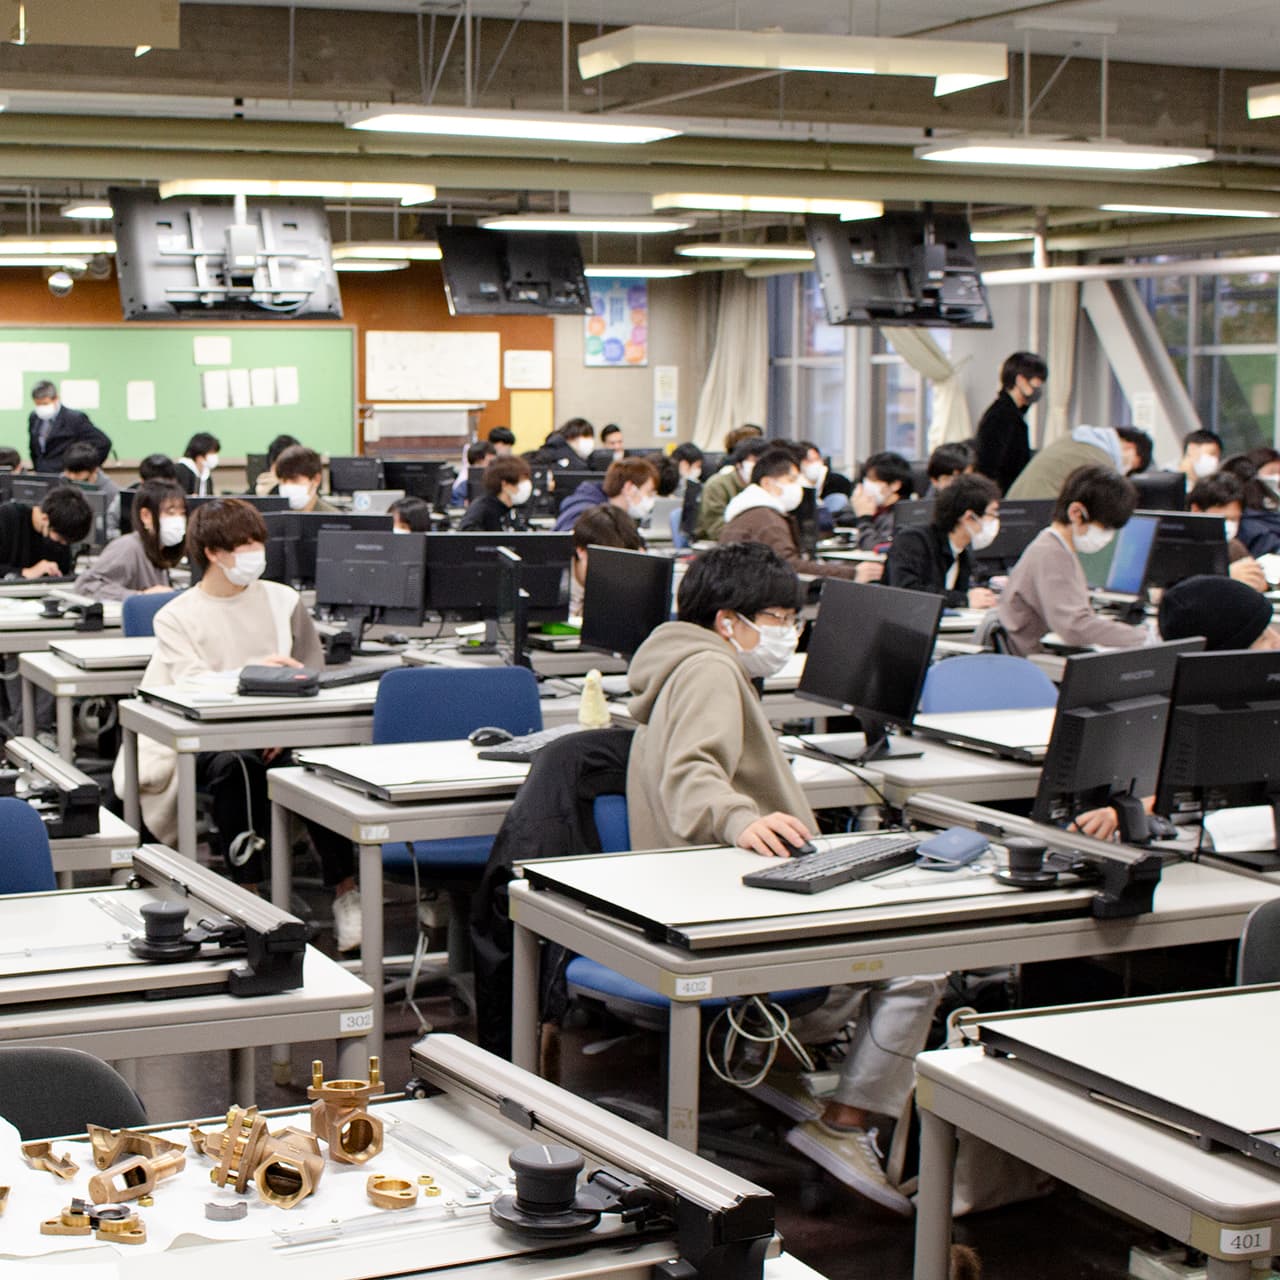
[578, 26, 1006, 97]
[675, 243, 815, 261]
[917, 137, 1212, 171]
[583, 264, 694, 278]
[1100, 203, 1280, 219]
[481, 214, 693, 234]
[333, 259, 410, 273]
[332, 241, 442, 261]
[60, 200, 113, 219]
[1247, 83, 1280, 120]
[158, 179, 436, 206]
[0, 236, 116, 254]
[654, 192, 882, 220]
[347, 106, 678, 145]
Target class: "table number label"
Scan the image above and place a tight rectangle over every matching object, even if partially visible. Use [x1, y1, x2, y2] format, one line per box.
[176, 737, 199, 751]
[359, 825, 391, 842]
[340, 1008, 375, 1034]
[110, 848, 134, 865]
[1220, 1227, 1271, 1255]
[674, 977, 712, 997]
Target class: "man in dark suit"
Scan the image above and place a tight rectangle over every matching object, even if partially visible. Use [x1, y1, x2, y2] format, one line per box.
[27, 380, 112, 474]
[974, 352, 1046, 495]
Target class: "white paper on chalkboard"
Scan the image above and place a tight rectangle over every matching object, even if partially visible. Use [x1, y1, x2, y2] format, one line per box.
[275, 366, 300, 406]
[59, 379, 100, 410]
[249, 368, 276, 407]
[126, 380, 156, 422]
[503, 349, 552, 390]
[227, 368, 252, 409]
[366, 331, 500, 401]
[201, 369, 230, 411]
[13, 342, 70, 372]
[0, 366, 23, 411]
[193, 335, 232, 366]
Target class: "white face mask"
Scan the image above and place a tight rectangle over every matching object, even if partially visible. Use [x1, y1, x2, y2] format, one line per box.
[860, 479, 886, 508]
[738, 461, 755, 485]
[512, 478, 533, 506]
[33, 402, 58, 421]
[723, 613, 801, 680]
[684, 465, 702, 484]
[1224, 518, 1240, 541]
[279, 482, 311, 511]
[1192, 452, 1220, 478]
[222, 548, 266, 586]
[392, 525, 411, 535]
[570, 436, 595, 460]
[203, 453, 220, 474]
[628, 492, 656, 521]
[158, 514, 187, 548]
[969, 515, 1000, 552]
[776, 480, 805, 513]
[801, 460, 824, 485]
[1072, 523, 1115, 556]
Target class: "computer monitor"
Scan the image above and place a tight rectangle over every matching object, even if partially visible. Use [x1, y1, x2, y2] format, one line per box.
[1094, 512, 1160, 595]
[549, 470, 602, 513]
[798, 579, 943, 761]
[383, 460, 450, 508]
[186, 494, 289, 515]
[701, 452, 726, 476]
[244, 453, 269, 493]
[314, 528, 426, 642]
[424, 531, 571, 624]
[76, 488, 112, 549]
[587, 448, 619, 472]
[892, 499, 935, 534]
[1155, 650, 1280, 869]
[1145, 512, 1229, 589]
[10, 474, 59, 508]
[971, 498, 1054, 574]
[466, 466, 487, 503]
[579, 547, 674, 659]
[329, 456, 386, 495]
[0, 469, 14, 504]
[1130, 472, 1187, 513]
[262, 511, 394, 588]
[494, 547, 532, 669]
[1032, 638, 1204, 842]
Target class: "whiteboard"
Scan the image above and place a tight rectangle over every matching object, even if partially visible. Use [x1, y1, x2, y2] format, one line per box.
[366, 330, 501, 401]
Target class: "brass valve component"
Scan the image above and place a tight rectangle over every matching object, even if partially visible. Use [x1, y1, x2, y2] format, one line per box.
[193, 1106, 325, 1208]
[21, 1142, 78, 1180]
[194, 1106, 272, 1194]
[88, 1150, 186, 1204]
[417, 1175, 434, 1186]
[366, 1174, 417, 1209]
[137, 1195, 154, 1207]
[307, 1056, 383, 1165]
[87, 1124, 185, 1170]
[41, 1201, 92, 1237]
[252, 1128, 325, 1209]
[42, 1200, 146, 1244]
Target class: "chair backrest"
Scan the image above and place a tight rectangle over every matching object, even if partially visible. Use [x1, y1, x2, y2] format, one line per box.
[122, 588, 182, 637]
[1238, 898, 1280, 985]
[592, 794, 631, 853]
[669, 506, 690, 550]
[918, 653, 1058, 714]
[372, 665, 543, 745]
[0, 1047, 147, 1138]
[0, 796, 55, 893]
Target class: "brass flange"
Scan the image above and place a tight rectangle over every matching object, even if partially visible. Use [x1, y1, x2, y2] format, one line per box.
[307, 1056, 383, 1165]
[367, 1175, 417, 1209]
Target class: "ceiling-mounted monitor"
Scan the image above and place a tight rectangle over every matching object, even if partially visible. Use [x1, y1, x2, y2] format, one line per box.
[437, 225, 591, 316]
[806, 211, 992, 329]
[110, 186, 342, 320]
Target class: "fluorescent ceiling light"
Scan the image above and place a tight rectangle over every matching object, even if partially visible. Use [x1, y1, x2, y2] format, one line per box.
[1100, 203, 1279, 219]
[653, 192, 882, 220]
[583, 264, 694, 278]
[134, 45, 151, 57]
[333, 259, 410, 273]
[347, 106, 678, 145]
[0, 257, 90, 269]
[60, 201, 114, 220]
[158, 179, 435, 206]
[917, 137, 1212, 171]
[1247, 83, 1280, 120]
[333, 241, 442, 261]
[675, 243, 815, 261]
[578, 25, 1006, 97]
[481, 214, 692, 234]
[0, 236, 115, 254]
[970, 230, 1034, 242]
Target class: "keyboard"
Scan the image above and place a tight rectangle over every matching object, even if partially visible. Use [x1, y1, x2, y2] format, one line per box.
[475, 723, 587, 762]
[742, 833, 921, 895]
[315, 659, 401, 690]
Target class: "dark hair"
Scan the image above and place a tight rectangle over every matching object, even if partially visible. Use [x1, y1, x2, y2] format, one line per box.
[1244, 446, 1280, 472]
[389, 496, 432, 532]
[557, 417, 595, 442]
[30, 380, 57, 401]
[274, 445, 322, 482]
[1188, 472, 1245, 511]
[466, 440, 496, 465]
[934, 474, 1000, 533]
[1183, 429, 1223, 453]
[571, 503, 646, 555]
[1053, 465, 1137, 529]
[752, 447, 800, 484]
[1221, 453, 1277, 511]
[0, 447, 20, 470]
[184, 432, 220, 461]
[138, 452, 178, 482]
[483, 456, 531, 496]
[266, 434, 299, 467]
[671, 442, 704, 470]
[601, 424, 623, 443]
[999, 352, 1048, 390]
[927, 441, 975, 480]
[1116, 426, 1153, 473]
[724, 424, 764, 453]
[41, 485, 93, 543]
[677, 542, 801, 628]
[861, 450, 914, 499]
[133, 478, 187, 569]
[655, 458, 680, 497]
[186, 497, 267, 571]
[488, 426, 516, 446]
[730, 436, 772, 467]
[61, 441, 101, 476]
[602, 457, 658, 498]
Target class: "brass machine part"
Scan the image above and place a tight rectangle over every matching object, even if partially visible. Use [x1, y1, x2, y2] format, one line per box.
[21, 1142, 78, 1180]
[417, 1175, 435, 1186]
[87, 1150, 186, 1205]
[42, 1199, 146, 1244]
[366, 1175, 417, 1210]
[87, 1123, 186, 1171]
[193, 1106, 272, 1194]
[137, 1194, 154, 1207]
[192, 1106, 325, 1208]
[0, 1185, 8, 1216]
[252, 1128, 325, 1209]
[307, 1056, 383, 1165]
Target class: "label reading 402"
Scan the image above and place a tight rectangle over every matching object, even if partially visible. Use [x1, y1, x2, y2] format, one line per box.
[1219, 1226, 1271, 1255]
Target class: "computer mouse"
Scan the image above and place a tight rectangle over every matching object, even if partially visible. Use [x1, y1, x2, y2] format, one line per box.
[381, 632, 410, 646]
[468, 725, 514, 747]
[1146, 813, 1179, 841]
[780, 837, 817, 858]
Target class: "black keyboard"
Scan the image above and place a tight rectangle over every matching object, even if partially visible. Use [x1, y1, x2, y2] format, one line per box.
[315, 659, 401, 690]
[742, 833, 920, 895]
[476, 724, 587, 762]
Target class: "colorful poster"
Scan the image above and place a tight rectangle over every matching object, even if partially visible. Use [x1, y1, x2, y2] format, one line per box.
[585, 278, 648, 367]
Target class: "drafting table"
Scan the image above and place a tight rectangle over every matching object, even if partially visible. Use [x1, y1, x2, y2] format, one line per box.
[914, 990, 1280, 1279]
[48, 806, 138, 886]
[508, 848, 1280, 1151]
[403, 639, 628, 678]
[0, 595, 123, 655]
[20, 648, 148, 760]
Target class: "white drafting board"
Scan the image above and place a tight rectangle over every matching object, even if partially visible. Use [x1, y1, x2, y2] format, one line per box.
[139, 681, 379, 719]
[983, 990, 1280, 1135]
[295, 742, 529, 789]
[50, 636, 157, 668]
[915, 706, 1057, 752]
[0, 889, 153, 977]
[366, 330, 501, 402]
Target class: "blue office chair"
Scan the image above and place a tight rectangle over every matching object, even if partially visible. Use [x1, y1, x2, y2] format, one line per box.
[669, 507, 691, 551]
[0, 796, 55, 894]
[122, 589, 182, 638]
[918, 653, 1057, 714]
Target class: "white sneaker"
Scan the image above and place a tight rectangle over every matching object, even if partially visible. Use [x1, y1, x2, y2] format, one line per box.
[333, 889, 362, 953]
[785, 1120, 914, 1216]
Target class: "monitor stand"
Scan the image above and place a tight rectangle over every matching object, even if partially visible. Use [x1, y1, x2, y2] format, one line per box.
[1213, 794, 1280, 872]
[1107, 791, 1150, 844]
[824, 718, 923, 765]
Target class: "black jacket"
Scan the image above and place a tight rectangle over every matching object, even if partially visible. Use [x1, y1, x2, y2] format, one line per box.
[885, 522, 972, 608]
[527, 434, 589, 469]
[458, 493, 517, 532]
[0, 502, 73, 577]
[974, 390, 1030, 496]
[28, 406, 111, 474]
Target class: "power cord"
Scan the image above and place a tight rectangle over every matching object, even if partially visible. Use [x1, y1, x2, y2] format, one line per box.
[788, 735, 891, 809]
[226, 753, 266, 869]
[705, 995, 816, 1089]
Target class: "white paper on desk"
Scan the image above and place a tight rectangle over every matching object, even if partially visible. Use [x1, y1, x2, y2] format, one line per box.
[193, 334, 232, 366]
[1203, 805, 1276, 853]
[274, 364, 300, 405]
[227, 368, 252, 409]
[126, 379, 157, 422]
[59, 378, 100, 410]
[249, 367, 276, 407]
[201, 369, 230, 411]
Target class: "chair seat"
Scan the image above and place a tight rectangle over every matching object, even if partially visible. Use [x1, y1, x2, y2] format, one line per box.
[382, 837, 494, 874]
[565, 956, 822, 1012]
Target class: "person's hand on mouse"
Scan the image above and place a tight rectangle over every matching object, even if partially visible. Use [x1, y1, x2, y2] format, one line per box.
[22, 559, 61, 580]
[738, 812, 812, 858]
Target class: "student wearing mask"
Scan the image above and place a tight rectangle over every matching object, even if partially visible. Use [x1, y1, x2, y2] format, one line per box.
[460, 456, 534, 531]
[1223, 450, 1280, 557]
[531, 417, 595, 469]
[568, 503, 646, 617]
[553, 456, 658, 533]
[626, 542, 944, 1213]
[841, 451, 913, 550]
[1173, 429, 1224, 488]
[1005, 425, 1149, 501]
[27, 380, 112, 474]
[669, 442, 704, 498]
[925, 442, 976, 494]
[974, 352, 1046, 494]
[451, 439, 495, 505]
[886, 474, 1000, 608]
[112, 500, 362, 948]
[389, 496, 432, 533]
[61, 440, 122, 541]
[273, 445, 338, 514]
[695, 437, 771, 541]
[488, 426, 516, 457]
[1188, 473, 1268, 592]
[797, 441, 853, 503]
[998, 465, 1147, 655]
[177, 432, 220, 496]
[0, 485, 92, 579]
[254, 434, 300, 496]
[74, 479, 186, 601]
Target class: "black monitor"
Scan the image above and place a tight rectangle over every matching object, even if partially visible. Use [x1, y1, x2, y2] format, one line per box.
[314, 528, 426, 642]
[798, 579, 943, 761]
[794, 486, 819, 556]
[466, 466, 488, 503]
[186, 494, 289, 515]
[972, 498, 1054, 573]
[383, 460, 450, 508]
[1155, 650, 1280, 869]
[437, 225, 591, 317]
[1130, 472, 1187, 513]
[329, 456, 386, 495]
[587, 448, 619, 472]
[263, 511, 394, 588]
[0, 469, 12, 504]
[75, 488, 112, 549]
[579, 547, 674, 659]
[549, 470, 603, 512]
[892, 498, 935, 534]
[1145, 512, 1229, 589]
[701, 452, 726, 476]
[119, 488, 135, 534]
[1032, 639, 1204, 842]
[494, 547, 534, 669]
[10, 474, 59, 508]
[245, 453, 270, 492]
[425, 531, 571, 626]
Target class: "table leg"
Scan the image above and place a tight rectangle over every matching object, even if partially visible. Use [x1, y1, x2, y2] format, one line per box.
[122, 727, 140, 833]
[176, 752, 198, 860]
[337, 1034, 368, 1079]
[55, 694, 73, 763]
[20, 675, 34, 739]
[270, 798, 295, 1084]
[230, 1047, 256, 1104]
[511, 921, 539, 1073]
[666, 1000, 701, 1152]
[913, 1107, 958, 1280]
[358, 841, 384, 1060]
[1205, 1260, 1255, 1279]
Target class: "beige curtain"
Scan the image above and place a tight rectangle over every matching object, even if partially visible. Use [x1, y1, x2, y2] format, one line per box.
[692, 273, 769, 449]
[884, 327, 972, 451]
[1043, 281, 1079, 445]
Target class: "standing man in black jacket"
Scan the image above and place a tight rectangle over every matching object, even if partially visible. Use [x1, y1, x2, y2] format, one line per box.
[28, 380, 112, 473]
[974, 352, 1046, 495]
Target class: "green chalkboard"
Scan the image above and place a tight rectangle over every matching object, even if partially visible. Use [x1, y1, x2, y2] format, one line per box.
[0, 325, 355, 461]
